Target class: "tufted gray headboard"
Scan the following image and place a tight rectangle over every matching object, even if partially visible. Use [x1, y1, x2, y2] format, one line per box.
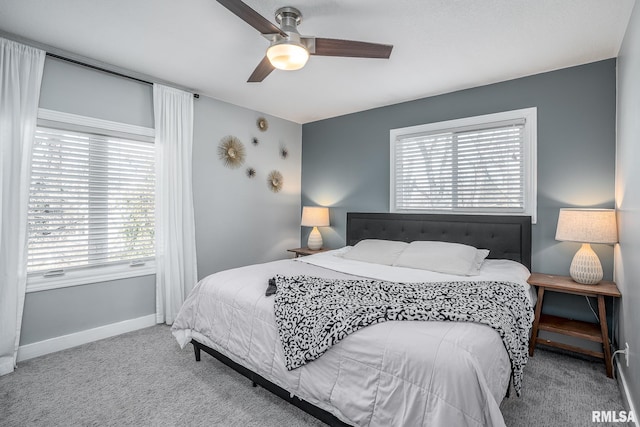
[346, 212, 532, 270]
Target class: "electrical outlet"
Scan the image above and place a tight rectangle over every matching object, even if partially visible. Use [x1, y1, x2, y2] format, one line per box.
[625, 342, 629, 368]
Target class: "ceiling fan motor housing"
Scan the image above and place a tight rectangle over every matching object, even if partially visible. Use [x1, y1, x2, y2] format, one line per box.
[270, 7, 315, 54]
[275, 6, 302, 30]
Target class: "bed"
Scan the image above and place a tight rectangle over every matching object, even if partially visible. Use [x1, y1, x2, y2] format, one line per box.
[172, 213, 533, 427]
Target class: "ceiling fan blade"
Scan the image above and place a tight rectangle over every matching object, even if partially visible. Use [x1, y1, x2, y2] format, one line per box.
[247, 56, 275, 82]
[311, 38, 393, 59]
[216, 0, 286, 37]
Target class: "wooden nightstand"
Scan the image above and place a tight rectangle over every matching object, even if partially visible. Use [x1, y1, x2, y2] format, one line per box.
[527, 273, 621, 377]
[287, 247, 329, 258]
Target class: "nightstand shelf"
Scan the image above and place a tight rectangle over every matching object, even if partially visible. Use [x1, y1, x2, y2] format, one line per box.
[527, 273, 621, 377]
[536, 314, 604, 359]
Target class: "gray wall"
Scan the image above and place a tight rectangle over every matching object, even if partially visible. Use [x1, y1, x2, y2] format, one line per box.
[39, 57, 154, 127]
[192, 96, 301, 279]
[615, 1, 640, 413]
[21, 56, 302, 345]
[302, 60, 616, 322]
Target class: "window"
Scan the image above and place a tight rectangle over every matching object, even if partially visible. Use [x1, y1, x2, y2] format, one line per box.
[27, 109, 155, 290]
[390, 108, 537, 222]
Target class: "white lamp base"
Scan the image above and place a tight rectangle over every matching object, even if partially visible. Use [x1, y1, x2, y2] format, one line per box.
[569, 243, 603, 285]
[307, 226, 323, 250]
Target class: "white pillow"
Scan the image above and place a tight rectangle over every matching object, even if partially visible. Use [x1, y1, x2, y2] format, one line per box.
[341, 239, 409, 266]
[393, 241, 487, 276]
[468, 249, 490, 276]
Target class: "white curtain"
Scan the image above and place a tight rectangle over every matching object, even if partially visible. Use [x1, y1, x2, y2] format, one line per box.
[0, 39, 45, 375]
[153, 84, 198, 325]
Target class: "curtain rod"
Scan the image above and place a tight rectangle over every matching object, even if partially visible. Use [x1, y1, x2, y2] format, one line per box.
[1, 30, 199, 99]
[45, 53, 199, 99]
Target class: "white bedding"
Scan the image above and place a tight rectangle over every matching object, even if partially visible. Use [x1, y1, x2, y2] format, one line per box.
[298, 247, 535, 303]
[172, 250, 533, 427]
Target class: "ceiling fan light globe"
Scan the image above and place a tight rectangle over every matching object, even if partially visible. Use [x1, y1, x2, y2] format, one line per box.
[267, 43, 309, 70]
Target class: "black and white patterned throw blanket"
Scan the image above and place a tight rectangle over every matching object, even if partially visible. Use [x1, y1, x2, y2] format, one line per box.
[272, 275, 533, 396]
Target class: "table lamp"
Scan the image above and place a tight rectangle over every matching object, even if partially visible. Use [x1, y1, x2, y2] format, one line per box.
[555, 208, 617, 284]
[301, 206, 330, 250]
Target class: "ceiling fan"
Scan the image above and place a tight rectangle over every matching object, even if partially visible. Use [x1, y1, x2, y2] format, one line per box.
[216, 0, 394, 82]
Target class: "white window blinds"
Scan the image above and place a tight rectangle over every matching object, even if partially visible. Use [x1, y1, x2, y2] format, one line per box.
[391, 108, 536, 221]
[28, 127, 155, 273]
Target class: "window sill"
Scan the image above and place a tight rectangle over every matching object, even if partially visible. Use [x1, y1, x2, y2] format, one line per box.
[26, 263, 156, 293]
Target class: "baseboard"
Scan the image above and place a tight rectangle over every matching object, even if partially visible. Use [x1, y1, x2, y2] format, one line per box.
[17, 314, 157, 362]
[617, 364, 639, 427]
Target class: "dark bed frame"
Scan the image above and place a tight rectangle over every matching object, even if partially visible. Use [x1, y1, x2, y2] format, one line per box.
[191, 212, 532, 426]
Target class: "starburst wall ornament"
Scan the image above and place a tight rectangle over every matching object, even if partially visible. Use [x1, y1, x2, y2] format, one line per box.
[217, 136, 246, 169]
[257, 117, 268, 132]
[267, 170, 283, 193]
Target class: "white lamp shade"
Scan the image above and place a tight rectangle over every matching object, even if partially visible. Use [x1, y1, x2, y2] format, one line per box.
[301, 206, 330, 227]
[555, 209, 617, 244]
[556, 208, 617, 285]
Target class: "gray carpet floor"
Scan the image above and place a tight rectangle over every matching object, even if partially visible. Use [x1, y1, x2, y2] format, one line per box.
[0, 325, 627, 427]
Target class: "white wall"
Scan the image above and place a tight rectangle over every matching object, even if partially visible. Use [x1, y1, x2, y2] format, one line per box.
[615, 0, 640, 414]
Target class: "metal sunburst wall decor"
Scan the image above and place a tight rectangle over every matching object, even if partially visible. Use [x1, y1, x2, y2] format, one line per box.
[267, 170, 283, 193]
[280, 145, 289, 159]
[252, 137, 259, 146]
[218, 135, 246, 169]
[246, 167, 256, 178]
[257, 117, 268, 132]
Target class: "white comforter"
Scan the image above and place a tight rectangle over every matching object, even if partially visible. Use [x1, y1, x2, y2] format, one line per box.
[172, 249, 533, 427]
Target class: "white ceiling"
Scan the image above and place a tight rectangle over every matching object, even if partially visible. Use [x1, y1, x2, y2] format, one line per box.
[0, 0, 635, 124]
